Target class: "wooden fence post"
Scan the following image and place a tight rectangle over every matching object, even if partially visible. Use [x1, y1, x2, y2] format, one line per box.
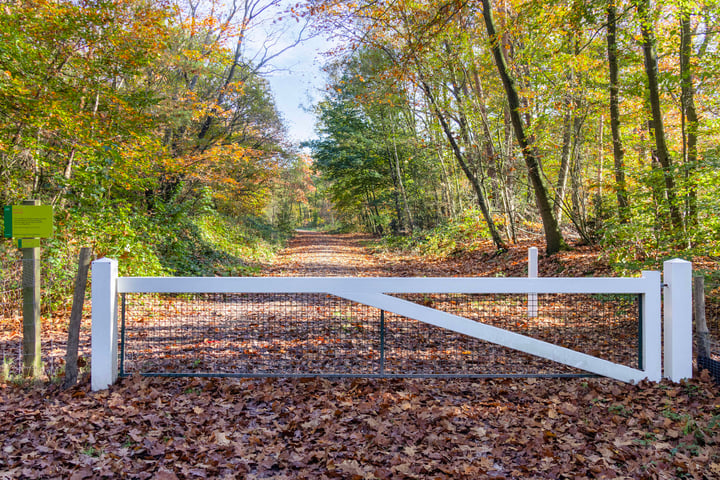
[693, 276, 711, 360]
[91, 258, 118, 391]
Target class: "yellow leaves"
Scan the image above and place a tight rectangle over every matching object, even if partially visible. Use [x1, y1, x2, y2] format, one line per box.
[224, 81, 245, 95]
[181, 48, 204, 63]
[174, 144, 279, 215]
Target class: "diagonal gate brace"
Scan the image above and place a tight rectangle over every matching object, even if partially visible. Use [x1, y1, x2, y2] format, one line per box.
[334, 291, 648, 383]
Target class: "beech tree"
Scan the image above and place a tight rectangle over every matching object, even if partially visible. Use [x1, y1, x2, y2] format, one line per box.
[607, 0, 630, 223]
[635, 0, 684, 236]
[480, 0, 564, 253]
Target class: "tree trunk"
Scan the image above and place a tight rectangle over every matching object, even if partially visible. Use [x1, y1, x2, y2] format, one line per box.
[386, 151, 405, 234]
[435, 142, 456, 219]
[680, 5, 699, 227]
[596, 115, 604, 221]
[607, 1, 630, 223]
[554, 107, 573, 224]
[390, 121, 415, 232]
[645, 121, 668, 241]
[420, 78, 507, 251]
[481, 0, 564, 254]
[636, 0, 684, 235]
[570, 118, 588, 239]
[469, 66, 513, 234]
[554, 33, 581, 226]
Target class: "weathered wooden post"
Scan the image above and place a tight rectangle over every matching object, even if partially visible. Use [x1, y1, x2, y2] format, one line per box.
[64, 247, 93, 389]
[693, 276, 711, 361]
[21, 200, 42, 377]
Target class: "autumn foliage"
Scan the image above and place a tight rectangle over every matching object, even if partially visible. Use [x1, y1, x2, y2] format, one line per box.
[0, 0, 304, 285]
[307, 0, 720, 260]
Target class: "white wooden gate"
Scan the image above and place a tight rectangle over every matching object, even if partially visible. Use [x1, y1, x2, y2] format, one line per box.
[91, 258, 693, 391]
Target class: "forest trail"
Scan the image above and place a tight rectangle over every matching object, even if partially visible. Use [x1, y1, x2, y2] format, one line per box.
[264, 230, 617, 279]
[265, 230, 385, 276]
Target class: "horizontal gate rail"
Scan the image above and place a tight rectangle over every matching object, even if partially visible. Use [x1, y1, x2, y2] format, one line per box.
[92, 258, 693, 391]
[118, 276, 656, 295]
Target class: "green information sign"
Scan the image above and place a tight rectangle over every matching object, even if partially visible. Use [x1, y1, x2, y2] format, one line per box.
[3, 205, 53, 239]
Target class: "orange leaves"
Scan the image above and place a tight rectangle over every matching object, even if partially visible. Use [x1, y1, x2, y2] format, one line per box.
[180, 144, 279, 215]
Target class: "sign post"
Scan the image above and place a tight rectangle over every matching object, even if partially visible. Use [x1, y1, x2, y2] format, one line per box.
[3, 199, 53, 377]
[22, 199, 42, 376]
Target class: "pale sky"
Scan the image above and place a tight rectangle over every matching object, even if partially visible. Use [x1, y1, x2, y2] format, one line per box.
[244, 1, 335, 146]
[266, 35, 330, 145]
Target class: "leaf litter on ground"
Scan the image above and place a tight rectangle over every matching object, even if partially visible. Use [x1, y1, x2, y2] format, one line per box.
[1, 231, 719, 479]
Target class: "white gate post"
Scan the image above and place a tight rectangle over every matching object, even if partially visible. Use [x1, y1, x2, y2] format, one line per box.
[91, 258, 118, 391]
[663, 258, 693, 382]
[528, 247, 538, 317]
[641, 270, 662, 382]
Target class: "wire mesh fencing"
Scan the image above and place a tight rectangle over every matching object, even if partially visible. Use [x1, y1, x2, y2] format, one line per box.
[1, 245, 92, 380]
[699, 281, 720, 383]
[1, 248, 23, 377]
[120, 292, 642, 378]
[0, 251, 22, 316]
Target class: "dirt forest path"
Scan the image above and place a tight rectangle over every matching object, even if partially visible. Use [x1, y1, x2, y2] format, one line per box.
[262, 229, 611, 279]
[264, 230, 387, 277]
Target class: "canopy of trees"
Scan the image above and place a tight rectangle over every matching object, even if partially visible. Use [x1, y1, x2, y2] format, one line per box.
[2, 0, 720, 275]
[0, 0, 314, 278]
[307, 0, 720, 256]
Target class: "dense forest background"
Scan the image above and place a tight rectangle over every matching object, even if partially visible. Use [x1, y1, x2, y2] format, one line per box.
[308, 0, 720, 262]
[2, 0, 720, 305]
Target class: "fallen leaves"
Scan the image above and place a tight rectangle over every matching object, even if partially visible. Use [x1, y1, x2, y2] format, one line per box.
[6, 374, 717, 479]
[1, 232, 719, 478]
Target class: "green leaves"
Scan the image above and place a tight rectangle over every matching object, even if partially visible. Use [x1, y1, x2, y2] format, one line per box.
[0, 0, 298, 296]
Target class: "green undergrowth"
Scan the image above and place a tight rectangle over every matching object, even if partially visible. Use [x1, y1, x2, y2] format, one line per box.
[376, 209, 492, 257]
[61, 205, 288, 278]
[1, 203, 289, 311]
[188, 214, 290, 276]
[372, 206, 720, 281]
